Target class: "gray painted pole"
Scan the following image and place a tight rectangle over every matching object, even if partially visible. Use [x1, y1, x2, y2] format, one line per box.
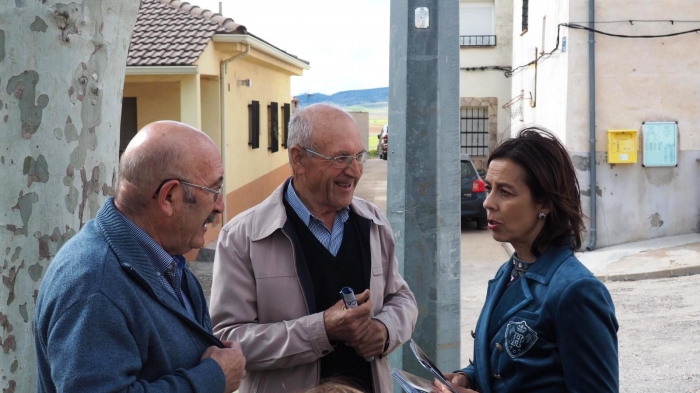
[586, 0, 597, 251]
[387, 0, 461, 382]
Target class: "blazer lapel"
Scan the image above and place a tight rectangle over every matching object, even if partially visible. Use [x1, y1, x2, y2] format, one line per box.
[181, 270, 206, 324]
[151, 275, 195, 320]
[489, 247, 575, 333]
[123, 260, 222, 345]
[121, 255, 195, 324]
[98, 199, 221, 346]
[491, 277, 533, 333]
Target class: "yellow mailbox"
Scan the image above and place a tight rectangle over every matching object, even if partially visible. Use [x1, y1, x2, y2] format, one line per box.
[607, 130, 638, 164]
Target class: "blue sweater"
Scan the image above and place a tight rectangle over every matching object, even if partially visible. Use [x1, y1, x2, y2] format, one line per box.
[35, 198, 226, 393]
[462, 247, 619, 393]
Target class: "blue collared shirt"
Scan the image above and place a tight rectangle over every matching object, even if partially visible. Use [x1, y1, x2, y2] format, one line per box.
[118, 210, 195, 318]
[285, 181, 350, 256]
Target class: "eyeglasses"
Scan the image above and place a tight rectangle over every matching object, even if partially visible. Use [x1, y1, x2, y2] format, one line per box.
[303, 147, 369, 169]
[152, 179, 223, 201]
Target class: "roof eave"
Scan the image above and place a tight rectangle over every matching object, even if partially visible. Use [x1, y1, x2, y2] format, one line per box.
[126, 65, 199, 75]
[212, 34, 311, 71]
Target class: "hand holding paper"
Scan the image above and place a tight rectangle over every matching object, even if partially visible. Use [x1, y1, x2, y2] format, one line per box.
[432, 373, 477, 393]
[392, 339, 465, 393]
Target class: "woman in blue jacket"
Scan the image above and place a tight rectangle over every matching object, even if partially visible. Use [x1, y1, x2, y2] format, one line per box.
[436, 127, 619, 393]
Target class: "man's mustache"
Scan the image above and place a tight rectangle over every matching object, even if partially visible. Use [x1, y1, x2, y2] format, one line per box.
[205, 212, 218, 225]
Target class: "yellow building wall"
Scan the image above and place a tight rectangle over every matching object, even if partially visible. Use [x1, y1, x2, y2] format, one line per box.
[180, 75, 202, 129]
[123, 82, 180, 130]
[196, 41, 221, 77]
[223, 56, 296, 221]
[124, 42, 305, 247]
[200, 77, 221, 149]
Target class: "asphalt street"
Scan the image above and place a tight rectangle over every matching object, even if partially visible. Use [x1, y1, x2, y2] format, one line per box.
[194, 158, 700, 392]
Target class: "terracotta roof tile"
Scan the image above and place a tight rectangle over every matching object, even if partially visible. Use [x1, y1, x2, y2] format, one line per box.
[127, 0, 247, 66]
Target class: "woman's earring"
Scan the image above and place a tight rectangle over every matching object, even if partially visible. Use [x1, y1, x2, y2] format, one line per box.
[538, 212, 547, 220]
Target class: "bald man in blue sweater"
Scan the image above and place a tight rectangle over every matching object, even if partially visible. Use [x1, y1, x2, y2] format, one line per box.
[35, 121, 245, 393]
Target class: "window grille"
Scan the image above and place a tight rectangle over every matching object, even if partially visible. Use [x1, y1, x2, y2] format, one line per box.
[460, 107, 489, 156]
[459, 35, 496, 46]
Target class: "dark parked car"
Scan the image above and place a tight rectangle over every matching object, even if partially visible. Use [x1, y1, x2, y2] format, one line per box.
[461, 154, 487, 229]
[376, 125, 388, 160]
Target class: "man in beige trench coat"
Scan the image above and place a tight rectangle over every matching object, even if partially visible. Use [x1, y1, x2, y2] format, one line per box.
[210, 104, 418, 393]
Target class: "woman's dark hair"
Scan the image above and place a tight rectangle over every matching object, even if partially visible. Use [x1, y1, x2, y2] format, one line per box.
[488, 126, 585, 256]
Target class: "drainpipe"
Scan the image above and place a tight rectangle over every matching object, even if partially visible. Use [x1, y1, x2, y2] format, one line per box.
[220, 43, 250, 223]
[586, 0, 597, 251]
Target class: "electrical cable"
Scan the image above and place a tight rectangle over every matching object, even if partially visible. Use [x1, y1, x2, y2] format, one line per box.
[461, 21, 700, 78]
[460, 66, 512, 72]
[565, 23, 700, 38]
[570, 19, 700, 24]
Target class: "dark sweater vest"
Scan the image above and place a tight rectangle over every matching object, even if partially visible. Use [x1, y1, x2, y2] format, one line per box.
[284, 200, 373, 392]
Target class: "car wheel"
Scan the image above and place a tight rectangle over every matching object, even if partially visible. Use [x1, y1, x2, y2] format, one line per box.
[382, 152, 388, 160]
[476, 217, 487, 229]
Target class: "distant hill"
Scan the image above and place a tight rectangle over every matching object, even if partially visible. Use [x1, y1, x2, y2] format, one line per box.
[295, 87, 388, 108]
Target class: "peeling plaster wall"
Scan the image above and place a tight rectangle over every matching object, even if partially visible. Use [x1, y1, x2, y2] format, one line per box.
[567, 0, 700, 153]
[512, 0, 700, 247]
[0, 1, 138, 389]
[510, 0, 570, 143]
[575, 151, 700, 247]
[571, 0, 700, 246]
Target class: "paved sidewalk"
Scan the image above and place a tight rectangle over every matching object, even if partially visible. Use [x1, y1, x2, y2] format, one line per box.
[578, 233, 700, 282]
[504, 233, 700, 282]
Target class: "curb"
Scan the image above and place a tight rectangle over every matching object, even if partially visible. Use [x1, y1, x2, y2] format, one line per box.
[499, 242, 700, 282]
[595, 265, 700, 283]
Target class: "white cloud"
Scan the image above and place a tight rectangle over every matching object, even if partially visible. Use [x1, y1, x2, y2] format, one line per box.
[194, 0, 390, 96]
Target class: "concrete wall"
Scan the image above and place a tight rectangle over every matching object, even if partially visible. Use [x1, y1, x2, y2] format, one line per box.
[577, 0, 700, 247]
[574, 151, 700, 248]
[513, 0, 700, 248]
[459, 0, 514, 154]
[348, 111, 370, 152]
[510, 0, 570, 142]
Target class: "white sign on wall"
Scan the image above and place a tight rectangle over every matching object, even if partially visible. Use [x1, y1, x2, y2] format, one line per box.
[642, 121, 678, 167]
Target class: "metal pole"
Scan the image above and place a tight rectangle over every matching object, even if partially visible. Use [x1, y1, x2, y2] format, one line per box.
[388, 0, 461, 381]
[587, 0, 597, 251]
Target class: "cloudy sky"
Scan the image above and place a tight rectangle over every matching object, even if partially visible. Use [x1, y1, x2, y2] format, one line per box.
[196, 0, 390, 96]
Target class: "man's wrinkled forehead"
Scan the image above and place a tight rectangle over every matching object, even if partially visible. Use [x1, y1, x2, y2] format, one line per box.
[297, 105, 359, 150]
